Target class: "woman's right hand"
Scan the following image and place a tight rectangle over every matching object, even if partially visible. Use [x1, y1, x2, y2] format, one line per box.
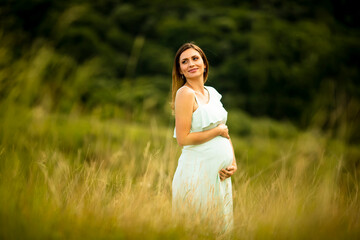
[217, 123, 230, 139]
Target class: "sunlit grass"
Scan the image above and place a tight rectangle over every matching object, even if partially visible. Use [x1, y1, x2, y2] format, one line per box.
[0, 105, 359, 239]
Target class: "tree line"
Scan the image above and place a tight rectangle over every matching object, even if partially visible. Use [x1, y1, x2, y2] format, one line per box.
[1, 0, 359, 142]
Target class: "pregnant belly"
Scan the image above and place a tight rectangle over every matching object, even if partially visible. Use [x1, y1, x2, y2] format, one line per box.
[207, 136, 234, 169]
[182, 136, 233, 171]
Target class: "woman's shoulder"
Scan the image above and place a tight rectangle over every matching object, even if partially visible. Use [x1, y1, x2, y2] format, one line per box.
[175, 86, 196, 110]
[175, 86, 196, 105]
[176, 85, 195, 97]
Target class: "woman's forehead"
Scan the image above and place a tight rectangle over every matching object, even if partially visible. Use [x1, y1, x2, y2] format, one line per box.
[179, 48, 201, 60]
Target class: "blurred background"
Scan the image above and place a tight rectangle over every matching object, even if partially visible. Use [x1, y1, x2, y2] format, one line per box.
[1, 0, 360, 238]
[1, 0, 359, 137]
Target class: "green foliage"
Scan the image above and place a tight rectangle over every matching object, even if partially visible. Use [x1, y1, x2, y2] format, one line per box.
[227, 109, 298, 139]
[1, 0, 359, 143]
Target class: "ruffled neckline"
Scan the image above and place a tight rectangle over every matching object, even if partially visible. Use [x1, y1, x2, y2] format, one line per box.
[173, 86, 227, 138]
[192, 98, 227, 131]
[192, 86, 211, 114]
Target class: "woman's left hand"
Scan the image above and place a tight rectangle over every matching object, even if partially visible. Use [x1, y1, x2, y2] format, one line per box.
[219, 164, 237, 181]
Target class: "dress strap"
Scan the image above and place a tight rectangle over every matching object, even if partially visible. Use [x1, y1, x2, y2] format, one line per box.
[193, 92, 201, 105]
[183, 85, 200, 105]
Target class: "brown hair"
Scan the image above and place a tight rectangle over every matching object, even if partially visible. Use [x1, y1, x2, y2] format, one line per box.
[171, 42, 209, 110]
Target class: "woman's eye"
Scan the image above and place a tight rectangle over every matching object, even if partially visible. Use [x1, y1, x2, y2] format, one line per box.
[181, 60, 187, 64]
[193, 57, 198, 60]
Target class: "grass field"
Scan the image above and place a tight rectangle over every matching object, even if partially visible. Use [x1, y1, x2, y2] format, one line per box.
[0, 105, 359, 239]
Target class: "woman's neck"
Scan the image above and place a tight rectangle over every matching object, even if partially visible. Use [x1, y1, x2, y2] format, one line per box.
[185, 78, 205, 94]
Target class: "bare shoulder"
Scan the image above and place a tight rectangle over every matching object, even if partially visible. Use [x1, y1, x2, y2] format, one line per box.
[175, 86, 195, 102]
[175, 86, 195, 113]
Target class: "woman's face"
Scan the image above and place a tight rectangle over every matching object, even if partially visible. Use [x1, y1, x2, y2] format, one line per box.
[179, 48, 206, 80]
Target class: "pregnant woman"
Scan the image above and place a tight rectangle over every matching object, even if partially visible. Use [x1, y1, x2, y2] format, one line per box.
[171, 43, 237, 232]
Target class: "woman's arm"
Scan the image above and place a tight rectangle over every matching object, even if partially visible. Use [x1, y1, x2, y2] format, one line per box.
[175, 87, 229, 146]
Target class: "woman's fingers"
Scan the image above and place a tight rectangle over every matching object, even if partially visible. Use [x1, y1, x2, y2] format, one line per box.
[219, 171, 227, 181]
[222, 168, 233, 176]
[219, 168, 232, 180]
[218, 124, 230, 139]
[219, 165, 238, 181]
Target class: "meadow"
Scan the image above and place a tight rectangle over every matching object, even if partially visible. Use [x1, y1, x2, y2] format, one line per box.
[1, 1, 359, 238]
[0, 104, 359, 239]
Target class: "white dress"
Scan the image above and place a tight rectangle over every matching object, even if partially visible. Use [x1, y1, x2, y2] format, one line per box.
[172, 85, 233, 231]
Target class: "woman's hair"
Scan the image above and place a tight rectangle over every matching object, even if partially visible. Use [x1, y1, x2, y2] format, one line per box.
[171, 42, 209, 110]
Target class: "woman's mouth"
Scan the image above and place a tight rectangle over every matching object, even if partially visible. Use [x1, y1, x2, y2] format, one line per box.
[188, 68, 198, 73]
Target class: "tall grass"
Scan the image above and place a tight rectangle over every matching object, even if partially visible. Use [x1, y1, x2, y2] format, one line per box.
[0, 105, 359, 239]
